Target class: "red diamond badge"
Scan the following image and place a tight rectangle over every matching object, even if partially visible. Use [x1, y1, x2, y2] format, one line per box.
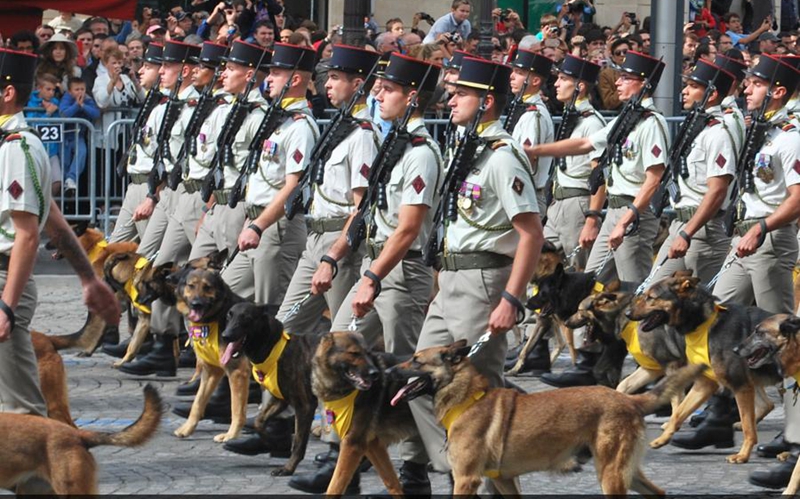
[795, 160, 800, 175]
[523, 138, 532, 147]
[411, 175, 426, 194]
[292, 149, 304, 163]
[512, 176, 524, 195]
[716, 154, 726, 168]
[651, 145, 662, 158]
[360, 163, 370, 179]
[7, 180, 22, 200]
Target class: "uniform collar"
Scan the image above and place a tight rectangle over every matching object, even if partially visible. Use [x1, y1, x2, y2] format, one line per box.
[767, 107, 791, 124]
[640, 97, 656, 110]
[179, 84, 200, 100]
[352, 103, 368, 117]
[705, 104, 723, 117]
[281, 96, 308, 110]
[477, 119, 498, 135]
[0, 112, 26, 131]
[407, 116, 427, 133]
[247, 87, 267, 104]
[722, 95, 738, 109]
[523, 91, 542, 104]
[575, 98, 593, 112]
[478, 120, 510, 140]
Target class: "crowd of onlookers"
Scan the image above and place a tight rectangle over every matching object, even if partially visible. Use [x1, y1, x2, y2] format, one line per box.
[1, 0, 797, 197]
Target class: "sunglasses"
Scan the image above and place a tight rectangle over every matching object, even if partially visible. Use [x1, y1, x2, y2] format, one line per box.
[613, 50, 628, 56]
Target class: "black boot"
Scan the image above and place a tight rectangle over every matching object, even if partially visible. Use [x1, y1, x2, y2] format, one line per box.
[398, 460, 432, 496]
[749, 450, 798, 489]
[223, 417, 293, 457]
[758, 431, 798, 458]
[175, 378, 200, 396]
[288, 461, 360, 495]
[178, 346, 196, 369]
[102, 336, 153, 358]
[670, 394, 735, 450]
[689, 392, 739, 427]
[315, 444, 339, 466]
[505, 337, 550, 375]
[172, 381, 231, 424]
[101, 324, 120, 346]
[117, 334, 177, 376]
[540, 351, 597, 388]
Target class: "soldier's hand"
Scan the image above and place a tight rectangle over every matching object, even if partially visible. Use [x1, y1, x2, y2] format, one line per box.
[579, 218, 600, 248]
[311, 264, 334, 295]
[0, 309, 11, 342]
[83, 277, 121, 326]
[132, 197, 156, 221]
[608, 221, 626, 250]
[352, 276, 377, 318]
[736, 225, 762, 258]
[488, 299, 516, 335]
[238, 226, 261, 251]
[668, 235, 689, 259]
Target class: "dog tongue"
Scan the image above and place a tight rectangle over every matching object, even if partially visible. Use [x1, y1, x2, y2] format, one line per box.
[221, 339, 242, 366]
[188, 309, 203, 322]
[391, 382, 416, 407]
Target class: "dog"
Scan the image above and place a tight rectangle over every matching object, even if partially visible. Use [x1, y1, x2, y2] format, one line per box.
[313, 331, 417, 495]
[221, 302, 320, 476]
[0, 384, 162, 494]
[391, 340, 703, 495]
[172, 265, 250, 443]
[628, 273, 779, 463]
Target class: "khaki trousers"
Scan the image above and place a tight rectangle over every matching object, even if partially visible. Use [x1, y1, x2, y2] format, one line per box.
[651, 217, 731, 284]
[138, 185, 183, 258]
[109, 182, 149, 243]
[188, 203, 246, 261]
[543, 196, 590, 270]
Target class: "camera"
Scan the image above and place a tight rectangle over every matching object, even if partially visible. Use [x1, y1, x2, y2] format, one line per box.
[120, 66, 130, 75]
[626, 12, 639, 24]
[499, 8, 513, 21]
[417, 12, 436, 25]
[337, 26, 343, 36]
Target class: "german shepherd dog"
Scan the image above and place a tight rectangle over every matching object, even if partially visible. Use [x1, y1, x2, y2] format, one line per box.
[221, 302, 319, 476]
[391, 341, 703, 495]
[628, 274, 778, 463]
[736, 314, 800, 495]
[173, 266, 250, 443]
[0, 384, 162, 495]
[313, 331, 417, 495]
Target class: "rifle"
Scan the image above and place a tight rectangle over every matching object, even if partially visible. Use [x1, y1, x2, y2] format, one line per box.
[503, 71, 531, 134]
[346, 65, 435, 252]
[588, 57, 664, 195]
[285, 58, 380, 219]
[651, 72, 718, 218]
[147, 65, 187, 196]
[423, 66, 498, 266]
[543, 86, 583, 218]
[200, 48, 270, 203]
[168, 59, 227, 190]
[116, 76, 162, 177]
[228, 68, 296, 209]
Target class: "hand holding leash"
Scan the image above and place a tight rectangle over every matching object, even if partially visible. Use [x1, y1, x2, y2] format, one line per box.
[282, 292, 312, 323]
[635, 255, 668, 296]
[467, 332, 492, 358]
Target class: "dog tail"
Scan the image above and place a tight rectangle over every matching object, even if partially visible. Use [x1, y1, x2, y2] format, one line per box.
[628, 364, 704, 416]
[46, 313, 108, 353]
[80, 384, 164, 449]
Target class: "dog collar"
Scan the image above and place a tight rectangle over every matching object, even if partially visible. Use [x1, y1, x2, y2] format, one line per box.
[189, 321, 221, 368]
[441, 390, 486, 435]
[87, 239, 108, 264]
[323, 390, 359, 439]
[251, 331, 291, 400]
[123, 256, 152, 315]
[620, 321, 661, 371]
[684, 306, 724, 382]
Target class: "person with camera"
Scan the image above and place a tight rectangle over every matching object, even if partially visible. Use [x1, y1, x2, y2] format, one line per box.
[423, 0, 472, 44]
[411, 12, 436, 38]
[493, 7, 524, 35]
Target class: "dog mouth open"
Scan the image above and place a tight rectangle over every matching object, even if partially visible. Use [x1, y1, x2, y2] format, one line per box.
[639, 311, 668, 332]
[187, 304, 209, 322]
[391, 375, 431, 406]
[345, 369, 374, 391]
[743, 346, 773, 369]
[221, 338, 243, 365]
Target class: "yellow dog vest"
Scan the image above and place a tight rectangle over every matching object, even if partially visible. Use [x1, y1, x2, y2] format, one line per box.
[189, 321, 221, 368]
[251, 331, 290, 400]
[620, 321, 661, 371]
[123, 256, 152, 314]
[684, 306, 724, 382]
[324, 390, 359, 438]
[440, 390, 501, 478]
[87, 239, 108, 264]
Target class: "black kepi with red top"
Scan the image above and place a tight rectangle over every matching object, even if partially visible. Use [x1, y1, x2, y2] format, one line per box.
[714, 54, 748, 83]
[162, 40, 202, 64]
[558, 54, 601, 84]
[193, 41, 227, 69]
[143, 42, 163, 65]
[0, 48, 38, 86]
[270, 42, 316, 72]
[618, 50, 665, 88]
[456, 57, 512, 95]
[381, 52, 440, 92]
[685, 59, 736, 98]
[325, 44, 381, 76]
[224, 39, 271, 70]
[747, 54, 800, 95]
[510, 49, 554, 78]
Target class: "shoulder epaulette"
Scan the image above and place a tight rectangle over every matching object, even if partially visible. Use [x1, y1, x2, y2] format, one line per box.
[292, 113, 306, 121]
[707, 118, 721, 127]
[526, 104, 538, 112]
[187, 99, 199, 107]
[490, 140, 508, 150]
[3, 133, 22, 142]
[358, 120, 374, 131]
[724, 107, 735, 114]
[581, 110, 594, 118]
[216, 96, 229, 105]
[411, 135, 428, 146]
[782, 122, 797, 132]
[159, 96, 169, 105]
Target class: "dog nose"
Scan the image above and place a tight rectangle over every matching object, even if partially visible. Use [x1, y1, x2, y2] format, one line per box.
[732, 344, 742, 355]
[625, 310, 634, 320]
[367, 366, 380, 381]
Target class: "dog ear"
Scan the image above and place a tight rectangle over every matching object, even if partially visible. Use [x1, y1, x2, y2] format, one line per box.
[605, 280, 621, 292]
[444, 340, 471, 364]
[779, 316, 800, 338]
[671, 270, 693, 279]
[207, 250, 228, 270]
[677, 277, 701, 294]
[261, 303, 281, 318]
[73, 220, 90, 237]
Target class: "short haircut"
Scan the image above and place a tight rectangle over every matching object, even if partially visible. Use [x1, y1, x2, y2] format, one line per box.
[10, 31, 39, 51]
[254, 20, 275, 31]
[37, 73, 60, 87]
[452, 0, 471, 9]
[102, 46, 124, 62]
[722, 13, 740, 24]
[386, 18, 403, 31]
[67, 76, 86, 89]
[540, 14, 557, 25]
[88, 17, 110, 28]
[684, 32, 699, 42]
[37, 24, 55, 33]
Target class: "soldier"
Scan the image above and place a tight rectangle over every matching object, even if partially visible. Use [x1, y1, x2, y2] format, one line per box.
[648, 60, 738, 284]
[288, 53, 443, 496]
[528, 51, 669, 387]
[715, 53, 747, 151]
[407, 56, 544, 488]
[506, 49, 555, 211]
[108, 43, 163, 243]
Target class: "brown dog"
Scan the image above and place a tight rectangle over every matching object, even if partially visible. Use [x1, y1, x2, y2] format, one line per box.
[627, 274, 777, 463]
[0, 384, 162, 494]
[391, 341, 702, 495]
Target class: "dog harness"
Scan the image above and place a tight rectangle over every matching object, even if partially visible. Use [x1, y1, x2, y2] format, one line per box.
[123, 256, 152, 314]
[323, 390, 359, 438]
[86, 239, 108, 264]
[188, 321, 221, 367]
[684, 306, 724, 382]
[619, 321, 661, 371]
[251, 331, 290, 400]
[440, 390, 502, 478]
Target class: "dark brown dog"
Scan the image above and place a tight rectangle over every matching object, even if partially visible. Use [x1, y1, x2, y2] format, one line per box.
[627, 274, 778, 463]
[221, 302, 319, 475]
[172, 266, 249, 442]
[313, 331, 416, 496]
[391, 341, 702, 495]
[0, 384, 162, 494]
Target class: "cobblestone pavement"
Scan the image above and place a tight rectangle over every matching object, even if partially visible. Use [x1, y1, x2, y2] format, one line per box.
[11, 272, 790, 495]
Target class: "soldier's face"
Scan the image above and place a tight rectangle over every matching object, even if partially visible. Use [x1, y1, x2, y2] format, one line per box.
[159, 62, 182, 90]
[744, 76, 771, 111]
[325, 70, 360, 108]
[555, 73, 578, 103]
[267, 68, 294, 99]
[192, 66, 215, 88]
[681, 79, 706, 110]
[139, 62, 160, 90]
[615, 73, 644, 101]
[375, 78, 412, 121]
[509, 67, 530, 95]
[222, 62, 252, 94]
[448, 85, 480, 126]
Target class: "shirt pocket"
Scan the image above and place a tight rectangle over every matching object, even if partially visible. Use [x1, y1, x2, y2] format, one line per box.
[324, 147, 351, 201]
[687, 145, 708, 187]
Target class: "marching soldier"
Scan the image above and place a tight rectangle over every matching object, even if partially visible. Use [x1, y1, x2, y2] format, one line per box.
[529, 51, 670, 387]
[407, 55, 544, 487]
[715, 53, 747, 151]
[289, 53, 443, 496]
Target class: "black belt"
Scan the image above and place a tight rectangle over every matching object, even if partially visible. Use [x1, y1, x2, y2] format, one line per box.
[183, 179, 203, 194]
[129, 173, 149, 185]
[307, 217, 347, 234]
[367, 241, 422, 261]
[607, 195, 635, 209]
[553, 186, 590, 201]
[439, 252, 513, 271]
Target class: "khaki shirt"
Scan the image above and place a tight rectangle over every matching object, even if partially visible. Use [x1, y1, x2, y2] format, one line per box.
[371, 117, 443, 251]
[742, 108, 800, 219]
[246, 98, 317, 208]
[673, 106, 737, 210]
[445, 121, 539, 258]
[554, 98, 605, 190]
[589, 97, 670, 198]
[0, 113, 52, 254]
[187, 89, 229, 180]
[511, 92, 554, 189]
[129, 91, 167, 174]
[722, 95, 745, 152]
[164, 85, 201, 174]
[194, 88, 267, 190]
[309, 106, 380, 220]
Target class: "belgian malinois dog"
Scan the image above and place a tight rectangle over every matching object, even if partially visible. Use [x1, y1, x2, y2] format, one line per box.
[391, 340, 703, 495]
[628, 273, 778, 463]
[221, 302, 319, 476]
[0, 385, 162, 495]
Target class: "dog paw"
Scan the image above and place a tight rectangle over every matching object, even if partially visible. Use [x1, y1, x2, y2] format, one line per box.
[649, 436, 670, 449]
[271, 468, 294, 477]
[726, 453, 749, 464]
[733, 422, 742, 431]
[112, 360, 125, 368]
[174, 424, 195, 438]
[778, 451, 792, 462]
[213, 432, 236, 443]
[660, 421, 669, 430]
[76, 351, 92, 358]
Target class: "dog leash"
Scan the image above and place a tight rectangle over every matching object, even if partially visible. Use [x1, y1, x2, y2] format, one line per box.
[282, 292, 312, 323]
[635, 255, 669, 296]
[348, 314, 360, 332]
[467, 331, 492, 358]
[705, 253, 739, 291]
[220, 247, 239, 274]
